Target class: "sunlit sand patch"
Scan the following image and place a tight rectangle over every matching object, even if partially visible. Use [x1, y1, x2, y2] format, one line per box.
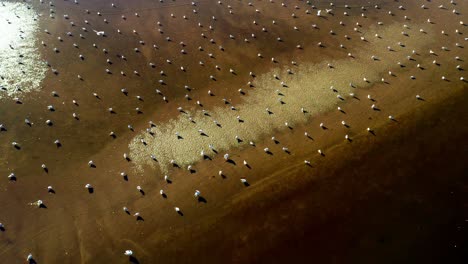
[0, 2, 46, 97]
[129, 22, 434, 173]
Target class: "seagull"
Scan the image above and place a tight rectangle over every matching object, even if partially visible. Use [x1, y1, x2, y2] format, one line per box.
[93, 30, 105, 36]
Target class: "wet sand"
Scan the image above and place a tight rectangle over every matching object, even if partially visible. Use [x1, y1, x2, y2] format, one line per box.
[0, 0, 466, 263]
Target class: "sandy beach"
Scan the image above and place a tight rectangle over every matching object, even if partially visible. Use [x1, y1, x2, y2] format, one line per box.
[0, 0, 466, 263]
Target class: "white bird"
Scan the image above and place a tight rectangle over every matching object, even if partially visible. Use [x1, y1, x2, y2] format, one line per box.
[93, 30, 105, 36]
[124, 250, 133, 256]
[35, 200, 43, 207]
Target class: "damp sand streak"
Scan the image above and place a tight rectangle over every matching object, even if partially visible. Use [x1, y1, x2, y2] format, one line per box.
[129, 22, 435, 173]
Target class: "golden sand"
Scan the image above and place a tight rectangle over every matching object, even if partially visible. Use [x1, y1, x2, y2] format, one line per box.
[129, 22, 435, 173]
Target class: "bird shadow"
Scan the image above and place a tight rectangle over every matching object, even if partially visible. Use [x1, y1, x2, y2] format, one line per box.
[88, 188, 94, 194]
[198, 196, 207, 203]
[129, 256, 140, 264]
[227, 159, 236, 165]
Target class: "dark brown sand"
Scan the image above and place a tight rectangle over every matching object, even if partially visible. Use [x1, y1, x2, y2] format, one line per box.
[0, 0, 466, 263]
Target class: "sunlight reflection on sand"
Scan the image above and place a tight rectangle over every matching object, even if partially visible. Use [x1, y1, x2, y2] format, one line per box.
[0, 2, 47, 97]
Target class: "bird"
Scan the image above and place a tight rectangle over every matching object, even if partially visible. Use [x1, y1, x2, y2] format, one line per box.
[93, 30, 105, 36]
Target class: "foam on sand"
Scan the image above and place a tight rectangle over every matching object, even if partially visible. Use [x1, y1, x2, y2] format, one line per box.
[129, 22, 435, 173]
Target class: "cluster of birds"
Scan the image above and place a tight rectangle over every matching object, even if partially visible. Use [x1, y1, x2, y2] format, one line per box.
[0, 0, 466, 262]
